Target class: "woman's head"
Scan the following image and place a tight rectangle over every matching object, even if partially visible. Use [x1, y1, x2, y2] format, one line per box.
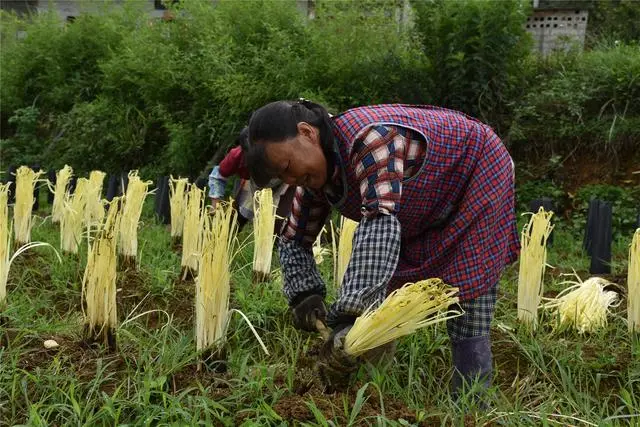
[246, 100, 334, 190]
[236, 126, 249, 152]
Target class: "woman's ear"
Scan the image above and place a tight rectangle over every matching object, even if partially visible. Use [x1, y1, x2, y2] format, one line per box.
[297, 122, 320, 146]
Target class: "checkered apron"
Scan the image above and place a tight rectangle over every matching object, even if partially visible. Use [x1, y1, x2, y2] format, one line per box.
[331, 104, 520, 301]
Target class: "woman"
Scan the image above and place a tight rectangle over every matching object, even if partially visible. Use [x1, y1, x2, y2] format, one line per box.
[246, 100, 519, 394]
[208, 127, 296, 233]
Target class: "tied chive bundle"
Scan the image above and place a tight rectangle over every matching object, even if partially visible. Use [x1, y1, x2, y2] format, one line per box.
[335, 217, 358, 288]
[82, 198, 122, 350]
[169, 176, 189, 241]
[543, 275, 620, 334]
[14, 166, 43, 246]
[517, 207, 554, 330]
[117, 171, 152, 268]
[181, 184, 205, 278]
[0, 184, 10, 311]
[252, 188, 276, 282]
[195, 202, 238, 357]
[51, 165, 73, 224]
[628, 229, 640, 334]
[60, 178, 88, 254]
[344, 278, 461, 356]
[85, 170, 106, 230]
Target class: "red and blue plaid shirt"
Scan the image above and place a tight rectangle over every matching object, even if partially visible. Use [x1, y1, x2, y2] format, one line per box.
[279, 125, 426, 324]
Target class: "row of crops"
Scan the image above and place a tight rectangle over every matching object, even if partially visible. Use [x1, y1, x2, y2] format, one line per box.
[1, 165, 639, 370]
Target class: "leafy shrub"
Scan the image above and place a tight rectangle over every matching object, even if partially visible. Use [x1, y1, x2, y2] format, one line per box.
[516, 179, 567, 214]
[410, 0, 532, 132]
[509, 43, 640, 157]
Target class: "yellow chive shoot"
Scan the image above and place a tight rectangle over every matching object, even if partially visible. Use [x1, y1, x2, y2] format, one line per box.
[117, 171, 152, 268]
[82, 197, 122, 350]
[13, 166, 43, 246]
[196, 201, 269, 367]
[344, 278, 462, 356]
[336, 216, 358, 288]
[60, 178, 88, 254]
[2, 183, 61, 315]
[542, 275, 620, 334]
[517, 207, 554, 330]
[85, 170, 106, 230]
[181, 184, 205, 278]
[51, 165, 73, 224]
[252, 188, 276, 282]
[312, 226, 331, 265]
[628, 229, 640, 334]
[169, 176, 189, 241]
[0, 184, 11, 311]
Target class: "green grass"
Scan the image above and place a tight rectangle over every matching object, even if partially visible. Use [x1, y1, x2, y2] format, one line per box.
[1, 195, 638, 426]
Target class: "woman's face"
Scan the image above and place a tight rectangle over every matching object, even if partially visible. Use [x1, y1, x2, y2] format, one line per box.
[262, 122, 327, 190]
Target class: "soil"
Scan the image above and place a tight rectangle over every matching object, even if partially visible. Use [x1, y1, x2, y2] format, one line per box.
[15, 334, 129, 395]
[490, 329, 530, 388]
[271, 386, 418, 426]
[115, 269, 194, 327]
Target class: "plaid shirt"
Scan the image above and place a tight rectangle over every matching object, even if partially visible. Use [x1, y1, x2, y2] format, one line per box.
[279, 125, 426, 325]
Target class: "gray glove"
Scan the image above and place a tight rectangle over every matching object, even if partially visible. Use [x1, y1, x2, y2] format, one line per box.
[317, 323, 360, 392]
[291, 294, 327, 332]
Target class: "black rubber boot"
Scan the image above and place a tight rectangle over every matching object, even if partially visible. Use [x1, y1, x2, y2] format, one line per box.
[450, 335, 492, 400]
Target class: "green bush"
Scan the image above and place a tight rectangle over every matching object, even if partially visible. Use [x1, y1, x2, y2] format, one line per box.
[410, 0, 532, 132]
[305, 1, 432, 110]
[516, 179, 567, 214]
[587, 0, 640, 47]
[509, 43, 640, 157]
[0, 0, 638, 179]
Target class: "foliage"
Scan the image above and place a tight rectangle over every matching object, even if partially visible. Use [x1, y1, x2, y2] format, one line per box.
[0, 191, 638, 425]
[0, 0, 638, 177]
[586, 0, 640, 47]
[509, 43, 640, 157]
[516, 179, 567, 214]
[410, 0, 532, 132]
[0, 106, 42, 168]
[572, 184, 640, 238]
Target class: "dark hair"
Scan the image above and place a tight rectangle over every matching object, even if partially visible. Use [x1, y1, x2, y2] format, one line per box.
[236, 126, 249, 152]
[247, 99, 334, 187]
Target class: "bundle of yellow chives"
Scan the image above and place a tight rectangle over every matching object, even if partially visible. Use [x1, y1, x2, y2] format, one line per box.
[51, 165, 73, 224]
[13, 166, 43, 246]
[542, 275, 619, 334]
[82, 197, 121, 350]
[60, 178, 88, 254]
[181, 184, 205, 278]
[336, 217, 358, 288]
[628, 229, 640, 334]
[169, 176, 189, 241]
[117, 171, 152, 268]
[2, 182, 61, 319]
[0, 184, 10, 311]
[252, 188, 276, 282]
[84, 170, 106, 230]
[517, 207, 554, 330]
[195, 202, 238, 361]
[312, 226, 331, 265]
[343, 279, 461, 356]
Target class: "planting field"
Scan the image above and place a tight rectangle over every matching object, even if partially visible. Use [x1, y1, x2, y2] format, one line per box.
[1, 193, 638, 426]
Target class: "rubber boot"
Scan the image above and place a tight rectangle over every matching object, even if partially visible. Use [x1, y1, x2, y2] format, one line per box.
[450, 335, 492, 400]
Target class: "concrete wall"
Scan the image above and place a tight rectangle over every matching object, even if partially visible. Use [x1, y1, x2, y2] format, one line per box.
[525, 9, 589, 55]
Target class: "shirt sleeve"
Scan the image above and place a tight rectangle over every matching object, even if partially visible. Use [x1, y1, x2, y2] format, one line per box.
[279, 186, 331, 305]
[208, 166, 227, 199]
[218, 146, 244, 177]
[281, 186, 331, 249]
[327, 125, 407, 325]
